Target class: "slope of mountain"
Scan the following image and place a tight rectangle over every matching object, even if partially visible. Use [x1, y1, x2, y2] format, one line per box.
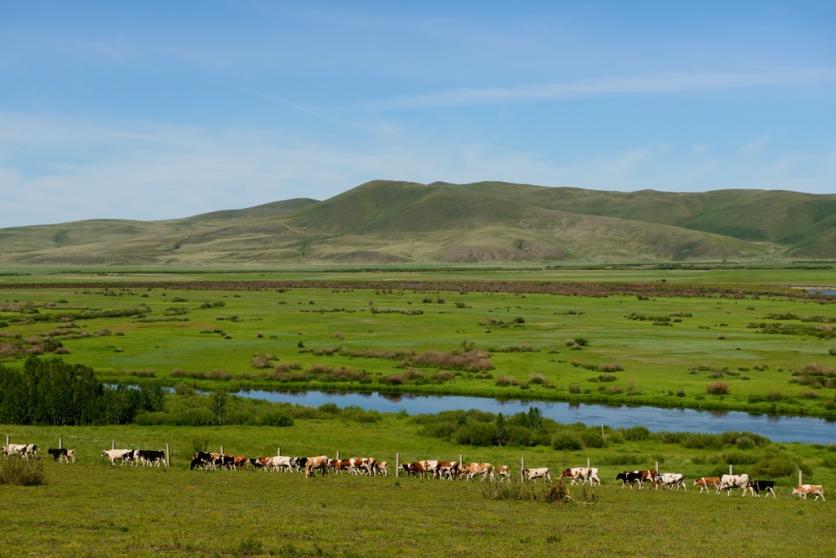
[0, 180, 832, 264]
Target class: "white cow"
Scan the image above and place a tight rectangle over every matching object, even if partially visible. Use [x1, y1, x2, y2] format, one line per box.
[718, 474, 752, 496]
[102, 448, 134, 465]
[659, 473, 686, 491]
[522, 467, 551, 482]
[3, 443, 37, 460]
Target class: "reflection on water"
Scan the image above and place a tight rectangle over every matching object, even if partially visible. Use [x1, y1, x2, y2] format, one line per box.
[235, 389, 835, 445]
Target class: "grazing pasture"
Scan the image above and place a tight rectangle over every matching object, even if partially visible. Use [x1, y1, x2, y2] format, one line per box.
[0, 418, 833, 557]
[0, 267, 833, 417]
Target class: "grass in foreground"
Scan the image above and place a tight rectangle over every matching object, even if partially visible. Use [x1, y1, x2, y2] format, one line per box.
[0, 420, 833, 557]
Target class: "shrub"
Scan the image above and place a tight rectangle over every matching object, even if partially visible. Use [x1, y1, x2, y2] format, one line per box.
[581, 430, 606, 448]
[706, 381, 729, 395]
[542, 481, 572, 504]
[260, 410, 294, 427]
[0, 456, 45, 486]
[568, 384, 581, 394]
[551, 433, 583, 451]
[622, 426, 651, 441]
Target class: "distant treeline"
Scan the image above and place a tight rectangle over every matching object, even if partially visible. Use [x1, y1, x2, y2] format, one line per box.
[0, 357, 163, 425]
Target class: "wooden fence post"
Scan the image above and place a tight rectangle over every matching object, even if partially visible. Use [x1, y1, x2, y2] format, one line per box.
[520, 456, 525, 482]
[220, 445, 224, 455]
[655, 460, 659, 473]
[111, 440, 115, 450]
[729, 464, 733, 475]
[4, 434, 9, 447]
[459, 453, 463, 465]
[277, 447, 281, 457]
[798, 469, 802, 486]
[601, 424, 605, 444]
[336, 450, 340, 460]
[59, 436, 63, 450]
[587, 457, 591, 469]
[395, 452, 400, 479]
[166, 443, 171, 469]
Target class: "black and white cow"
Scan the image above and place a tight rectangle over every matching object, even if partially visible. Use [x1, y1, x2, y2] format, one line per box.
[750, 479, 776, 498]
[3, 443, 37, 460]
[616, 471, 643, 489]
[47, 448, 76, 463]
[718, 474, 752, 496]
[137, 449, 167, 468]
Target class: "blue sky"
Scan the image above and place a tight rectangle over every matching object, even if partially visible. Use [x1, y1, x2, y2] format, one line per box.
[1, 0, 835, 226]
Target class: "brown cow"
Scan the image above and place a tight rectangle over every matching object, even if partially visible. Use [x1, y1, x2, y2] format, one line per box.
[496, 465, 511, 482]
[792, 484, 825, 500]
[305, 455, 330, 478]
[693, 476, 721, 494]
[461, 462, 494, 481]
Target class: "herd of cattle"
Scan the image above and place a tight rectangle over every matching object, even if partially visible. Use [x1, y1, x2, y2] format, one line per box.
[2, 442, 827, 501]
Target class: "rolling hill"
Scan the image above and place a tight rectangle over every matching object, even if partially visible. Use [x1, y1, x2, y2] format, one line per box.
[0, 180, 833, 264]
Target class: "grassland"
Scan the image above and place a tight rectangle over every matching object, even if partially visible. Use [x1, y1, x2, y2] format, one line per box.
[1, 416, 833, 557]
[1, 268, 834, 418]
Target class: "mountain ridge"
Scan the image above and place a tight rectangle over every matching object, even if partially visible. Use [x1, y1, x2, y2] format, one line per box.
[0, 180, 833, 264]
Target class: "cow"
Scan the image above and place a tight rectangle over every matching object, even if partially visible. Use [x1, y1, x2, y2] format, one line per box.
[561, 467, 600, 486]
[659, 473, 686, 491]
[616, 471, 643, 489]
[374, 461, 388, 477]
[435, 461, 460, 480]
[718, 474, 752, 496]
[249, 456, 273, 470]
[461, 462, 494, 481]
[190, 451, 214, 470]
[402, 462, 428, 478]
[136, 449, 167, 468]
[270, 455, 293, 472]
[290, 456, 308, 472]
[3, 443, 37, 460]
[750, 480, 776, 498]
[305, 455, 330, 478]
[102, 448, 133, 465]
[522, 467, 551, 482]
[328, 458, 351, 473]
[693, 476, 721, 494]
[496, 465, 511, 482]
[792, 484, 825, 501]
[47, 448, 76, 463]
[348, 457, 377, 476]
[639, 470, 660, 490]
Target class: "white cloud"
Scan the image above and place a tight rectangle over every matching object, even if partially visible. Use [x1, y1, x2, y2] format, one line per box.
[366, 68, 836, 110]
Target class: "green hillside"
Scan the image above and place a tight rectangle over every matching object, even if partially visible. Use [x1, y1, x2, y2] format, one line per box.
[0, 180, 832, 264]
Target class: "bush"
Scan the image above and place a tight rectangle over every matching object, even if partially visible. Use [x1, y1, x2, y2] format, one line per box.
[0, 456, 45, 486]
[581, 430, 606, 448]
[622, 426, 651, 441]
[552, 433, 583, 451]
[260, 410, 294, 427]
[706, 381, 730, 395]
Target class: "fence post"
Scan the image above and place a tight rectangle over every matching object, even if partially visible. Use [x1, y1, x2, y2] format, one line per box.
[221, 445, 224, 455]
[729, 464, 733, 475]
[111, 440, 115, 450]
[520, 456, 525, 482]
[395, 452, 400, 479]
[459, 453, 463, 465]
[336, 450, 340, 460]
[601, 424, 605, 444]
[166, 443, 171, 469]
[587, 457, 591, 469]
[4, 434, 9, 447]
[59, 436, 63, 450]
[277, 447, 281, 457]
[655, 460, 659, 473]
[798, 469, 802, 486]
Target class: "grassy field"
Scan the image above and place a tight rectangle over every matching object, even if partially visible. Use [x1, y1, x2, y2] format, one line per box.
[1, 417, 833, 557]
[1, 271, 834, 417]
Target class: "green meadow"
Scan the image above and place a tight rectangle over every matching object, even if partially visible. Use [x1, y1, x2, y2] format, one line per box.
[1, 416, 833, 558]
[0, 267, 834, 417]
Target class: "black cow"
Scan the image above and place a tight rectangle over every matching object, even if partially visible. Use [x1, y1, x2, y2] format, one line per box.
[137, 449, 167, 468]
[290, 456, 308, 471]
[190, 451, 212, 470]
[616, 471, 643, 489]
[750, 480, 776, 498]
[47, 448, 76, 463]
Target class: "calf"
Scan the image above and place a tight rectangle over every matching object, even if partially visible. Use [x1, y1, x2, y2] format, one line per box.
[693, 476, 721, 494]
[348, 457, 376, 476]
[402, 462, 428, 478]
[640, 470, 660, 490]
[792, 484, 825, 501]
[616, 471, 643, 489]
[659, 473, 686, 491]
[719, 474, 752, 496]
[522, 467, 551, 482]
[750, 480, 776, 498]
[374, 461, 388, 477]
[435, 461, 460, 480]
